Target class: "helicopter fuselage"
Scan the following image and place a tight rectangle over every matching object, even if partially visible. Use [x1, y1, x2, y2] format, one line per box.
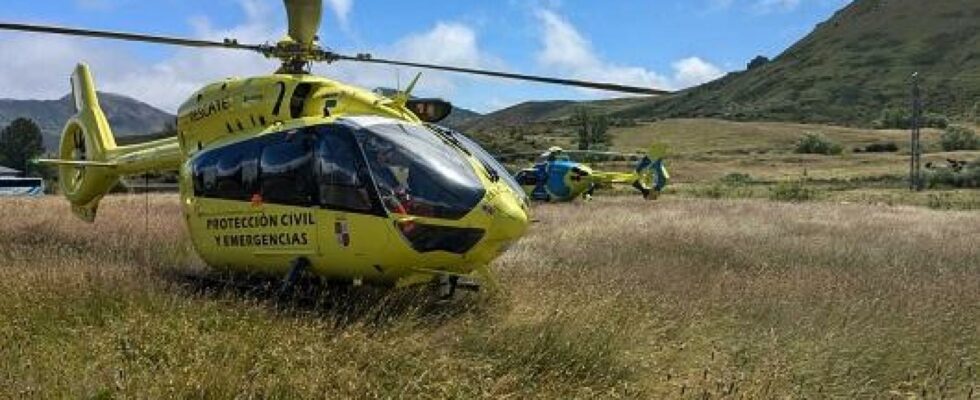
[167, 75, 530, 285]
[515, 160, 595, 202]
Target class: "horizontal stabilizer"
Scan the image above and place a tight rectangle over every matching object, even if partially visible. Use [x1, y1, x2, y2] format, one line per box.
[36, 159, 118, 168]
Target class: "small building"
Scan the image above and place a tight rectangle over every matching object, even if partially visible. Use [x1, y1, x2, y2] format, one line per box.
[0, 165, 44, 196]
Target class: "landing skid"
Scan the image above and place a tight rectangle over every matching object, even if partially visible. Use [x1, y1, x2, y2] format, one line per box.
[279, 257, 311, 298]
[434, 274, 481, 300]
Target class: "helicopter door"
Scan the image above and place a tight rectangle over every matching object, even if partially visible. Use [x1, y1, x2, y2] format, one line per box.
[189, 131, 321, 269]
[312, 125, 392, 272]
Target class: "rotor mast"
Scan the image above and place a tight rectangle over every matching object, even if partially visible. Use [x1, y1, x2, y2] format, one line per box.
[277, 0, 324, 73]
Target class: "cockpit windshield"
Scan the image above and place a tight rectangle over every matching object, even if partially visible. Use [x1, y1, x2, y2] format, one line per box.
[351, 121, 485, 220]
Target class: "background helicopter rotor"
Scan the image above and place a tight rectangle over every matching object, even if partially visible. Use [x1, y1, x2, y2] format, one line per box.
[0, 0, 670, 95]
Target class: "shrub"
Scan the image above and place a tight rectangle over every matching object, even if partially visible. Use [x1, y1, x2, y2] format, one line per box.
[690, 183, 755, 199]
[862, 142, 899, 153]
[720, 172, 753, 186]
[795, 133, 843, 155]
[693, 184, 727, 199]
[769, 180, 819, 202]
[924, 113, 949, 129]
[926, 159, 980, 188]
[874, 108, 949, 129]
[688, 173, 756, 199]
[939, 125, 980, 151]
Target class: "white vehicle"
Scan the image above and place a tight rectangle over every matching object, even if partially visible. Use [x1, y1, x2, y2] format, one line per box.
[0, 177, 45, 196]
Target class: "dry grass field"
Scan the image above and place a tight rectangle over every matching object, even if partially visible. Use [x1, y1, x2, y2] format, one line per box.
[609, 118, 979, 181]
[1, 194, 978, 398]
[602, 119, 980, 210]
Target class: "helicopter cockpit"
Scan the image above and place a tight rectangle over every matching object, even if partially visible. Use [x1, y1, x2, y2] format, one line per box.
[356, 121, 485, 219]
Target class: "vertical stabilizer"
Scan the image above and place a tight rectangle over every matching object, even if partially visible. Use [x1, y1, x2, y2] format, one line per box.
[42, 63, 181, 222]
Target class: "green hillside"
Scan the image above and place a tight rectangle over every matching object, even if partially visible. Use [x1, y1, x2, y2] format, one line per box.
[456, 98, 644, 132]
[0, 92, 174, 152]
[462, 0, 979, 130]
[616, 0, 980, 125]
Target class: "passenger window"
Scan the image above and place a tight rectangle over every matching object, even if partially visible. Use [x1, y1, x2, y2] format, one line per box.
[260, 132, 315, 206]
[316, 126, 374, 212]
[192, 140, 263, 201]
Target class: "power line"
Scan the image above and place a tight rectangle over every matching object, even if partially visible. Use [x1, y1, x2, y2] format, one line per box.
[909, 73, 924, 192]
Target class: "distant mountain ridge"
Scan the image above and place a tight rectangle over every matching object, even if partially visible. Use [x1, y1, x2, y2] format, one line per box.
[456, 97, 649, 132]
[0, 92, 174, 152]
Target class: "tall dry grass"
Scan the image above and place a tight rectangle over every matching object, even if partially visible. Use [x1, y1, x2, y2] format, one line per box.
[1, 195, 977, 398]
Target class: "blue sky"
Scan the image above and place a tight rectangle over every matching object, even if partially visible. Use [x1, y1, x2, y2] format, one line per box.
[0, 0, 850, 113]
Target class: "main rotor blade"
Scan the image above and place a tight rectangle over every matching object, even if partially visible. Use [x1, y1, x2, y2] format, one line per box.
[335, 55, 670, 96]
[284, 0, 322, 46]
[0, 22, 265, 51]
[499, 150, 641, 158]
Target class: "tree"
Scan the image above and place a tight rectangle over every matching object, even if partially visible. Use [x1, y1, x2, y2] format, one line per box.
[573, 108, 611, 151]
[0, 118, 45, 175]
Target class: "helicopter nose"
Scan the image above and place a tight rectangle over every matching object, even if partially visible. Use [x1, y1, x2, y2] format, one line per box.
[486, 190, 529, 244]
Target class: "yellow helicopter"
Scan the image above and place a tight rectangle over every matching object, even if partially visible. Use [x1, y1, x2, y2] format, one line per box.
[2, 0, 668, 295]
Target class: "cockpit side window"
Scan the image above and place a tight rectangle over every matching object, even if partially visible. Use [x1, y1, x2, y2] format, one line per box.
[515, 170, 537, 186]
[315, 125, 382, 214]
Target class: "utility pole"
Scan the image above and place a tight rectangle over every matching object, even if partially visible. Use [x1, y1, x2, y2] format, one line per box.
[909, 72, 923, 191]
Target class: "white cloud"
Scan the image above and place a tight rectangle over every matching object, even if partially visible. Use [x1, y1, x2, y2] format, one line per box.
[0, 0, 499, 113]
[534, 9, 670, 93]
[533, 9, 723, 93]
[0, 33, 135, 100]
[393, 22, 485, 68]
[0, 0, 278, 112]
[100, 0, 280, 111]
[317, 21, 502, 100]
[325, 0, 353, 29]
[671, 57, 724, 88]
